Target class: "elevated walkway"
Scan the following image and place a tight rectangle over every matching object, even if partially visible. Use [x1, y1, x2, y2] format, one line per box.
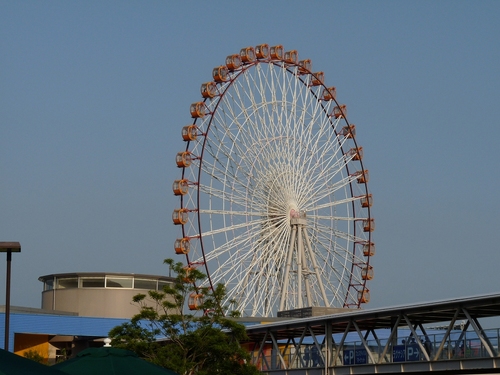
[242, 293, 500, 374]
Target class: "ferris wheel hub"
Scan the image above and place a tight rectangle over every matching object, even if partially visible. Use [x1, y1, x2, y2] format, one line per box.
[290, 208, 307, 225]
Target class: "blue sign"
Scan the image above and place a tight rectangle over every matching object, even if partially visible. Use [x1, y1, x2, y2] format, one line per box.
[343, 348, 368, 365]
[393, 344, 420, 362]
[406, 344, 420, 361]
[392, 345, 406, 362]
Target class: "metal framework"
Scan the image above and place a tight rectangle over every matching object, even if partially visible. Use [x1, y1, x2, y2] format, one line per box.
[242, 293, 500, 374]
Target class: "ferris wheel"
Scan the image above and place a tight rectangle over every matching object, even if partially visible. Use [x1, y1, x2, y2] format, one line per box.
[172, 44, 374, 317]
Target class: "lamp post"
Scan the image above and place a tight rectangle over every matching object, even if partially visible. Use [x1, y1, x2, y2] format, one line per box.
[0, 242, 21, 351]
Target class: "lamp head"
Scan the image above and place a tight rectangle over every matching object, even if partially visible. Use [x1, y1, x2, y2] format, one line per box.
[0, 242, 21, 253]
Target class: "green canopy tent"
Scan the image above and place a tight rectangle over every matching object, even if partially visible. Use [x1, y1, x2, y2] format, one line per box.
[0, 349, 67, 375]
[52, 347, 179, 375]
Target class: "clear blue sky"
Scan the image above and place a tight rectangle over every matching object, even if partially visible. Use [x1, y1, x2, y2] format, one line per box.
[1, 1, 499, 310]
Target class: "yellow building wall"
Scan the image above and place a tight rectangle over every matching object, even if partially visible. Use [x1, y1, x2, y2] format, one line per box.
[14, 333, 50, 363]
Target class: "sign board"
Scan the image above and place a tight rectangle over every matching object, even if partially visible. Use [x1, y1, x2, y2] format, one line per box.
[343, 348, 368, 365]
[393, 344, 420, 362]
[406, 344, 420, 361]
[392, 345, 406, 362]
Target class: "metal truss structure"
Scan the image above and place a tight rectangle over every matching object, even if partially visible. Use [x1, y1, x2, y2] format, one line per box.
[242, 293, 500, 374]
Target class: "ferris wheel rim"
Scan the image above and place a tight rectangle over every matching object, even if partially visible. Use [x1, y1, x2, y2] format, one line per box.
[174, 44, 374, 317]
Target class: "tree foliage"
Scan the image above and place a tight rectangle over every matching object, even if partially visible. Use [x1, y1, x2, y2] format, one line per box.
[23, 350, 45, 364]
[109, 259, 259, 375]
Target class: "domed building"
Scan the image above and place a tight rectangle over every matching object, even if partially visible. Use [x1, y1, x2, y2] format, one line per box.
[38, 272, 174, 319]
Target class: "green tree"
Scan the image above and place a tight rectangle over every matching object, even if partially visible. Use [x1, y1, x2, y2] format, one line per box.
[23, 349, 45, 364]
[109, 259, 260, 375]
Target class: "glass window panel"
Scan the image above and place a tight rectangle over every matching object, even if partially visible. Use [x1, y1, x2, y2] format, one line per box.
[106, 277, 133, 288]
[134, 279, 157, 290]
[81, 277, 105, 288]
[44, 278, 54, 291]
[57, 278, 78, 289]
[157, 281, 171, 291]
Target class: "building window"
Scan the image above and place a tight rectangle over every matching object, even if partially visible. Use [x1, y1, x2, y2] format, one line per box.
[56, 278, 78, 289]
[106, 277, 133, 288]
[81, 277, 105, 288]
[44, 278, 54, 291]
[134, 279, 157, 290]
[158, 281, 171, 291]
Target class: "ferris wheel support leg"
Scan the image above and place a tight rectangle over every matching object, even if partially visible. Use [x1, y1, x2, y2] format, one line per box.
[303, 228, 330, 307]
[241, 251, 258, 313]
[280, 225, 297, 311]
[298, 226, 313, 307]
[296, 226, 304, 309]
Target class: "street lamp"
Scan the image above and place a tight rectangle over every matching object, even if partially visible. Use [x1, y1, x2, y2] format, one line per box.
[0, 242, 21, 351]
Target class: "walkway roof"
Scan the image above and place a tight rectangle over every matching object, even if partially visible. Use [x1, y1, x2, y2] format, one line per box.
[243, 292, 500, 341]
